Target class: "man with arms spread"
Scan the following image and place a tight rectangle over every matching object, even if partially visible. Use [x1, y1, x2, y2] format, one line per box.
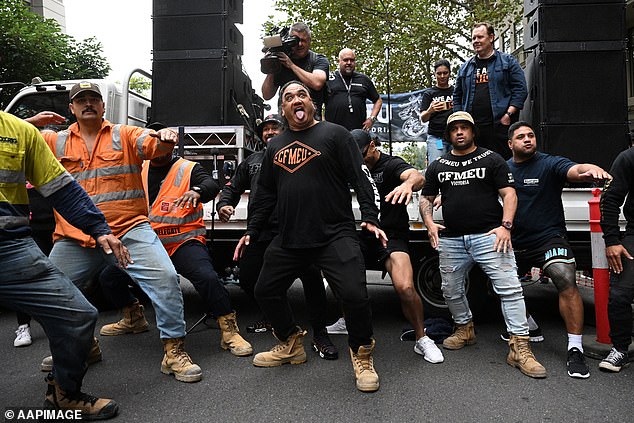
[325, 48, 382, 130]
[262, 22, 329, 118]
[507, 121, 610, 378]
[41, 82, 202, 383]
[453, 22, 527, 159]
[217, 114, 338, 360]
[353, 129, 443, 363]
[235, 81, 386, 392]
[0, 111, 129, 419]
[599, 146, 634, 372]
[419, 111, 546, 378]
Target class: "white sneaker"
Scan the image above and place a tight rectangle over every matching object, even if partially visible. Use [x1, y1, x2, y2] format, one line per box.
[414, 336, 444, 363]
[325, 317, 348, 335]
[14, 324, 32, 347]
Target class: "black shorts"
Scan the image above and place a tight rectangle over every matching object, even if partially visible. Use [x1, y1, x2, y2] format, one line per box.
[359, 230, 409, 269]
[514, 236, 576, 275]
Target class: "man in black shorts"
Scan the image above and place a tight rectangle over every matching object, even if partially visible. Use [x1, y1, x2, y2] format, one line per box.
[234, 81, 386, 392]
[507, 121, 611, 379]
[353, 129, 443, 364]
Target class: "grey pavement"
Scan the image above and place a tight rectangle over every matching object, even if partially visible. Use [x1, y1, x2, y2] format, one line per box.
[1, 272, 633, 422]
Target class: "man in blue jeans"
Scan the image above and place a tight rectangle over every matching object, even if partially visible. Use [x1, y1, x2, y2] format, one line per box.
[453, 22, 527, 160]
[0, 111, 130, 419]
[419, 111, 546, 378]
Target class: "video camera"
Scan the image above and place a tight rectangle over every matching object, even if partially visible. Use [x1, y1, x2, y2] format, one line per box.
[260, 27, 300, 74]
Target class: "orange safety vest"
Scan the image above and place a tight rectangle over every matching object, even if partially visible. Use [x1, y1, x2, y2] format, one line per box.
[42, 120, 168, 247]
[141, 158, 206, 256]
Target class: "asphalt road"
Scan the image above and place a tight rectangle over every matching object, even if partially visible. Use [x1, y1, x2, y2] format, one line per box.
[1, 272, 633, 422]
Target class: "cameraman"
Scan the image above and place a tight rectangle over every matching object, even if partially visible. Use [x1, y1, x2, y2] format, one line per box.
[261, 22, 329, 118]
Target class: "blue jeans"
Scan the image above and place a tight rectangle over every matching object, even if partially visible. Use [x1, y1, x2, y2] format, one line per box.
[438, 233, 529, 335]
[0, 237, 97, 393]
[49, 222, 185, 339]
[426, 134, 450, 164]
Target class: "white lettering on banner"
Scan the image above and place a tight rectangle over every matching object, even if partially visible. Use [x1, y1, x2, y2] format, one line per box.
[438, 168, 487, 183]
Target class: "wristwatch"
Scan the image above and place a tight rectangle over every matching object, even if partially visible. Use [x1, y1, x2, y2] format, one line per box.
[369, 116, 377, 123]
[191, 186, 202, 194]
[505, 111, 514, 118]
[502, 220, 513, 230]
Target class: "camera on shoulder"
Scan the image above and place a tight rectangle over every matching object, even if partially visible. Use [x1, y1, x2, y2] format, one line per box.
[260, 27, 300, 74]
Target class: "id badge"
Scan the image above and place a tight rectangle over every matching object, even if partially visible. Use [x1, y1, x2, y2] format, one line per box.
[436, 139, 444, 149]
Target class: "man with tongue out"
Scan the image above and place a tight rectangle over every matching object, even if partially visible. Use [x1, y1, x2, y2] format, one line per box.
[234, 81, 387, 392]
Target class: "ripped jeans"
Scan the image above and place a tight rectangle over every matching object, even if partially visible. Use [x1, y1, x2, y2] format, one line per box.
[438, 233, 529, 336]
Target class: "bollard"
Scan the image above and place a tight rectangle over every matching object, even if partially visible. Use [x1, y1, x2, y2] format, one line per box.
[588, 188, 611, 344]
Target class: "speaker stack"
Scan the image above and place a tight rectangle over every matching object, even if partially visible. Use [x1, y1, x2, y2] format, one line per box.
[521, 0, 629, 171]
[151, 0, 259, 127]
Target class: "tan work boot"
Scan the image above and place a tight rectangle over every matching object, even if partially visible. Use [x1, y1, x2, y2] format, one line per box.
[217, 311, 253, 356]
[507, 335, 547, 378]
[161, 338, 202, 383]
[442, 321, 476, 350]
[44, 373, 119, 420]
[252, 328, 307, 367]
[100, 299, 149, 336]
[41, 337, 103, 372]
[350, 339, 379, 392]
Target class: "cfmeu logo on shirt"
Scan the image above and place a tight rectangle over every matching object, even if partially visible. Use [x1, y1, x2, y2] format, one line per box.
[274, 141, 321, 173]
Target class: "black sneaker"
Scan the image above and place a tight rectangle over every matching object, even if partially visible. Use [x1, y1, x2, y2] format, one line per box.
[567, 347, 590, 379]
[500, 328, 544, 343]
[246, 321, 272, 333]
[311, 331, 339, 360]
[599, 347, 629, 373]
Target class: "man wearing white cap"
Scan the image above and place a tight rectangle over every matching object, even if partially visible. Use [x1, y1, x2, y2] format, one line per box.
[419, 111, 546, 379]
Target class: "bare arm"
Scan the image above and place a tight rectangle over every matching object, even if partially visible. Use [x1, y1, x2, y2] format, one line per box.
[277, 53, 327, 91]
[262, 74, 278, 100]
[486, 186, 516, 253]
[385, 168, 424, 205]
[362, 98, 383, 131]
[566, 163, 611, 184]
[419, 194, 445, 249]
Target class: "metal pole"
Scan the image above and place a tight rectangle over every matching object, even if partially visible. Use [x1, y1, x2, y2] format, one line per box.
[385, 45, 393, 155]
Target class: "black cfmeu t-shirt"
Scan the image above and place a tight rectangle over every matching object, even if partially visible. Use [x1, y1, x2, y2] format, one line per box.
[247, 121, 380, 248]
[420, 85, 454, 137]
[325, 71, 380, 130]
[369, 153, 415, 235]
[471, 56, 495, 125]
[422, 147, 514, 237]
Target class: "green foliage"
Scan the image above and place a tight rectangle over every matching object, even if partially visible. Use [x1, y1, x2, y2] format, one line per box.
[0, 0, 110, 84]
[268, 0, 521, 92]
[392, 142, 427, 169]
[128, 75, 152, 97]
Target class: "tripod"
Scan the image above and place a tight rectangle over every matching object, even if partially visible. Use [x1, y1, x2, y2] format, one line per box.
[186, 149, 219, 334]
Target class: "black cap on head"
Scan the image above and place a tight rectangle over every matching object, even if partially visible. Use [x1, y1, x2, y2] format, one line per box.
[69, 81, 102, 101]
[351, 129, 380, 153]
[257, 113, 284, 137]
[146, 122, 167, 131]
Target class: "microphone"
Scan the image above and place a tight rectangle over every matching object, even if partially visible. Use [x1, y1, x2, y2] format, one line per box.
[237, 104, 250, 120]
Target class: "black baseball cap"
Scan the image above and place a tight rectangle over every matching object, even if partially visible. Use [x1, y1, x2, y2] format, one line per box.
[351, 129, 381, 154]
[69, 81, 102, 101]
[257, 114, 284, 137]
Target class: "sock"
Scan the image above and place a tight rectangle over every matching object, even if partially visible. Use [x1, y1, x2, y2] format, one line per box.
[527, 314, 539, 331]
[568, 334, 583, 352]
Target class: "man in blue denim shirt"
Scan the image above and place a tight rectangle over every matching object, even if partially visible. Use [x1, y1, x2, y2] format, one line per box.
[453, 22, 527, 160]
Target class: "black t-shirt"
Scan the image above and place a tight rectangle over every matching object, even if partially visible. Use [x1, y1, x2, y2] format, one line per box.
[471, 56, 495, 125]
[422, 147, 514, 237]
[369, 153, 414, 235]
[247, 121, 379, 248]
[273, 51, 330, 116]
[325, 71, 380, 130]
[420, 86, 454, 137]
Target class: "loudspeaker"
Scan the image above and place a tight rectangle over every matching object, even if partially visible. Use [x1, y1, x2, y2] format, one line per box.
[524, 0, 624, 17]
[151, 50, 255, 127]
[153, 14, 243, 54]
[153, 0, 243, 23]
[537, 124, 629, 171]
[523, 48, 627, 125]
[524, 3, 625, 49]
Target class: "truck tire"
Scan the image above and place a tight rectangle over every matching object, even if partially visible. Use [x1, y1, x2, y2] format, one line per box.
[414, 254, 491, 319]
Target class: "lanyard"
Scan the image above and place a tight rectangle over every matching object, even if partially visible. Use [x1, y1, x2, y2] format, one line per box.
[339, 71, 354, 113]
